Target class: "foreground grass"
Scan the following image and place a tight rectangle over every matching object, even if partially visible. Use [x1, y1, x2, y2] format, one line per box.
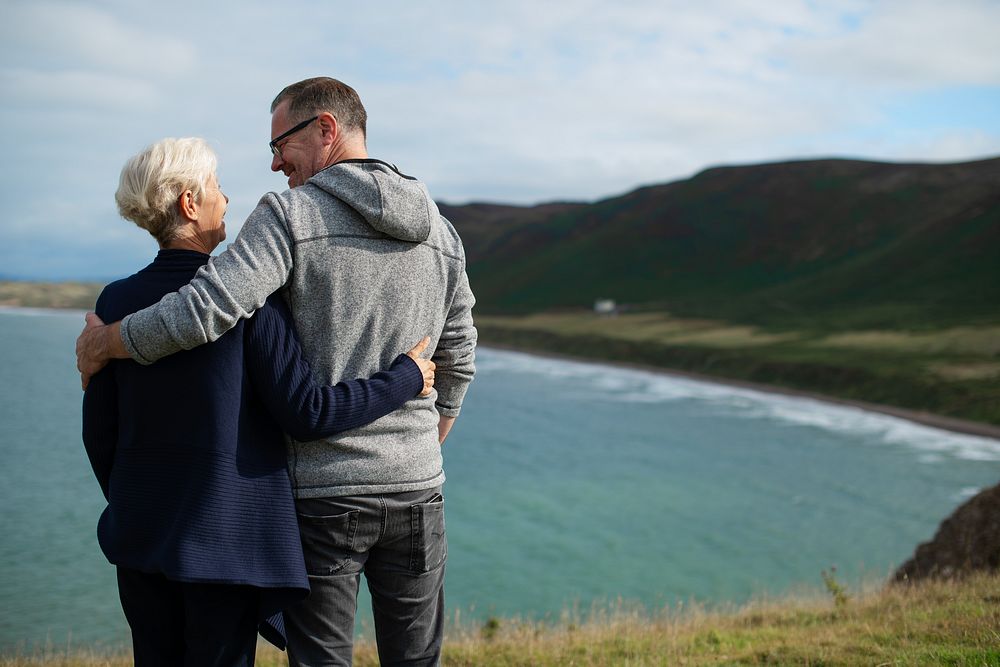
[476, 311, 1000, 427]
[5, 573, 999, 666]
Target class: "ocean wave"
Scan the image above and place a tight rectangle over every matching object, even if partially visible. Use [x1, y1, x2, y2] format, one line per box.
[951, 486, 985, 503]
[477, 346, 1000, 462]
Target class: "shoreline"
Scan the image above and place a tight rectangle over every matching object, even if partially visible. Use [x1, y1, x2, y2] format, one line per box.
[480, 341, 1000, 441]
[3, 304, 996, 440]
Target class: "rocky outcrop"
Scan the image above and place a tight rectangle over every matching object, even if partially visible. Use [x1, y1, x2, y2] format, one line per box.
[894, 483, 1000, 582]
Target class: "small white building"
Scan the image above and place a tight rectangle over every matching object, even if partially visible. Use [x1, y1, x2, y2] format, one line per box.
[593, 299, 617, 315]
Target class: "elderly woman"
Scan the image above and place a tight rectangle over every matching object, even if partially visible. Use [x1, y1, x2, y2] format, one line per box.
[82, 137, 434, 666]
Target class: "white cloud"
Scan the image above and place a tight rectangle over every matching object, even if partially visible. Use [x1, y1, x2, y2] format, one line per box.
[1, 68, 163, 110]
[0, 1, 196, 77]
[0, 0, 998, 278]
[777, 0, 1000, 88]
[0, 1, 198, 114]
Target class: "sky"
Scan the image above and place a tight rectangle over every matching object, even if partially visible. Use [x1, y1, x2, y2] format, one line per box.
[2, 0, 999, 280]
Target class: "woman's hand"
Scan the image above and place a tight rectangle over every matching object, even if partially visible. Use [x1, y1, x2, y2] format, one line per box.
[406, 337, 436, 397]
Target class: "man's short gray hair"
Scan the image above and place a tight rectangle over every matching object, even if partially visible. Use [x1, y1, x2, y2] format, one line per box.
[271, 77, 368, 140]
[115, 138, 217, 246]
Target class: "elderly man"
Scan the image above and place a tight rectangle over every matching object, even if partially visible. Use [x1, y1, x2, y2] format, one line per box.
[77, 77, 477, 666]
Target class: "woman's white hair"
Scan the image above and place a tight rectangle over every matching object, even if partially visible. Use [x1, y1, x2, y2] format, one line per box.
[115, 137, 217, 245]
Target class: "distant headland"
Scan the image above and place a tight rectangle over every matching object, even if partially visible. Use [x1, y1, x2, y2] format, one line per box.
[0, 281, 103, 310]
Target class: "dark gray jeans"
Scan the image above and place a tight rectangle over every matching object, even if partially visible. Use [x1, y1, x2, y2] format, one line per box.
[284, 487, 446, 667]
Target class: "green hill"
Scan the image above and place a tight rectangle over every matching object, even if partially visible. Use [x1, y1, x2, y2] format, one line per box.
[441, 157, 1000, 426]
[442, 157, 1000, 330]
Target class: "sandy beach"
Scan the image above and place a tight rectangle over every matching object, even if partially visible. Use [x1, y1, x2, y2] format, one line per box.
[480, 342, 1000, 441]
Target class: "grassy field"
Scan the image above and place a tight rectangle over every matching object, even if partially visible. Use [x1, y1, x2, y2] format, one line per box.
[476, 311, 1000, 427]
[5, 572, 999, 666]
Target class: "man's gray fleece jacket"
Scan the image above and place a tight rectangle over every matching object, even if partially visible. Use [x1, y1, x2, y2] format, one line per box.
[119, 159, 477, 498]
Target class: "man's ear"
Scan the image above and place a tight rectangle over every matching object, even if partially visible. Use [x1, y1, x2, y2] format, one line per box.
[316, 112, 339, 145]
[177, 189, 198, 222]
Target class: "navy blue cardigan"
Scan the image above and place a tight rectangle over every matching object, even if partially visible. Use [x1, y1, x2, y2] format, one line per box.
[82, 249, 423, 646]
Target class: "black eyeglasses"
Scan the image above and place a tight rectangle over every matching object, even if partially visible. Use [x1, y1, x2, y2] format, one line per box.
[269, 115, 319, 158]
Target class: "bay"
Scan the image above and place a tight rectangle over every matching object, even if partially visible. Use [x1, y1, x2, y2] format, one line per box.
[1, 307, 998, 651]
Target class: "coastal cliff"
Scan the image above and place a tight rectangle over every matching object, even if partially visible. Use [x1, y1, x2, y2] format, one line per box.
[895, 483, 1000, 582]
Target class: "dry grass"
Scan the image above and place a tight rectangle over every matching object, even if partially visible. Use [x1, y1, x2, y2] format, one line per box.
[927, 362, 1000, 381]
[424, 574, 1000, 666]
[5, 573, 999, 666]
[476, 313, 798, 348]
[478, 313, 1000, 357]
[811, 327, 1000, 356]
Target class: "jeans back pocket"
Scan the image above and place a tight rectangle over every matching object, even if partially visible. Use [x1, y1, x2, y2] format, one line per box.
[410, 494, 446, 573]
[297, 508, 360, 576]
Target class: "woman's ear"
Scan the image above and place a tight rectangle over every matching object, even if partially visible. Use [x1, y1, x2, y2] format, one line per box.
[177, 189, 198, 222]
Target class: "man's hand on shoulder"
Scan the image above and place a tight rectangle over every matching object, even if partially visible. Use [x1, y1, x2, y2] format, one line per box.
[76, 313, 126, 389]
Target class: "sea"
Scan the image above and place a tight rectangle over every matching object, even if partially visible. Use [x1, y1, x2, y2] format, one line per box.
[1, 306, 999, 652]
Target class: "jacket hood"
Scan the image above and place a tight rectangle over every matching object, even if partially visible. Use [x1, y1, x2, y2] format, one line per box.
[309, 159, 433, 243]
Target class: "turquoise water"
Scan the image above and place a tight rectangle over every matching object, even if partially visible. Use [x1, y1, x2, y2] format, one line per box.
[1, 307, 999, 650]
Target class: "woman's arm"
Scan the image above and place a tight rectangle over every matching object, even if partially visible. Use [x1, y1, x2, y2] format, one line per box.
[81, 296, 119, 500]
[244, 296, 431, 441]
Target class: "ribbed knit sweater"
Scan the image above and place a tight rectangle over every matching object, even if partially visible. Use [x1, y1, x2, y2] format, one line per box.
[82, 249, 423, 646]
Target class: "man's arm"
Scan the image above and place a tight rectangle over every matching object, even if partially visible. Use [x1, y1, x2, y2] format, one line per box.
[438, 416, 455, 445]
[432, 263, 477, 443]
[76, 194, 295, 386]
